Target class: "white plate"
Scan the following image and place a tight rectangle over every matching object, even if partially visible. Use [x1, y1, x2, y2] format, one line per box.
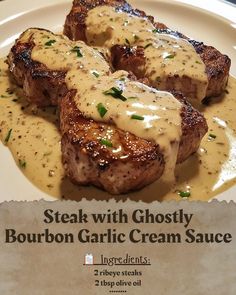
[0, 0, 235, 201]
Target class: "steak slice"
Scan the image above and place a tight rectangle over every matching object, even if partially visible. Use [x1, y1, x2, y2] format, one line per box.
[8, 28, 110, 107]
[60, 90, 207, 194]
[64, 0, 231, 101]
[8, 28, 208, 194]
[8, 38, 67, 107]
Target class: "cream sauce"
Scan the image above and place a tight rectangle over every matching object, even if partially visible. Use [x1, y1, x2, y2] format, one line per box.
[20, 29, 110, 75]
[85, 6, 208, 101]
[1, 57, 236, 201]
[23, 29, 182, 183]
[67, 70, 182, 182]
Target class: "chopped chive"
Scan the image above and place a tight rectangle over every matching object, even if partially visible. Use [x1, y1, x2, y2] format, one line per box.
[1, 95, 8, 98]
[45, 40, 56, 46]
[152, 28, 161, 33]
[97, 103, 107, 118]
[71, 46, 83, 57]
[178, 191, 191, 198]
[134, 34, 139, 41]
[208, 133, 217, 139]
[119, 77, 126, 82]
[92, 71, 100, 78]
[196, 60, 201, 64]
[164, 54, 175, 59]
[103, 87, 127, 101]
[144, 43, 152, 49]
[128, 96, 137, 100]
[125, 38, 130, 45]
[18, 159, 26, 169]
[131, 114, 144, 120]
[4, 128, 12, 144]
[100, 139, 113, 147]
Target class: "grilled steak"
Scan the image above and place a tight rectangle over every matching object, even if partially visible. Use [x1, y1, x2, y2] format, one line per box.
[8, 28, 208, 194]
[7, 28, 110, 107]
[60, 90, 207, 194]
[8, 40, 67, 107]
[64, 0, 231, 101]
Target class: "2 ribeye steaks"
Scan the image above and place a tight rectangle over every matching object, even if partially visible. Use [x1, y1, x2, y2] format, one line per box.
[9, 0, 232, 194]
[8, 28, 208, 194]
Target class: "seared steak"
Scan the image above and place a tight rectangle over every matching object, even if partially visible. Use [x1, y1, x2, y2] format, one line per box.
[8, 28, 208, 194]
[60, 90, 207, 194]
[64, 0, 231, 101]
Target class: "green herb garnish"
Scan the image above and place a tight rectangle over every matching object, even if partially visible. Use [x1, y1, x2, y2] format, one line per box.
[97, 103, 107, 118]
[144, 43, 152, 49]
[0, 95, 8, 98]
[196, 60, 201, 64]
[92, 71, 100, 78]
[4, 128, 12, 144]
[134, 34, 139, 41]
[178, 191, 191, 198]
[208, 133, 217, 139]
[45, 40, 56, 46]
[125, 38, 130, 45]
[103, 87, 127, 101]
[164, 54, 175, 59]
[131, 114, 144, 121]
[18, 159, 26, 169]
[100, 139, 113, 147]
[152, 28, 161, 33]
[71, 46, 83, 57]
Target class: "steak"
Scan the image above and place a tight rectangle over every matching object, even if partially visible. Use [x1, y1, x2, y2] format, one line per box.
[60, 90, 207, 194]
[64, 0, 231, 101]
[8, 28, 208, 194]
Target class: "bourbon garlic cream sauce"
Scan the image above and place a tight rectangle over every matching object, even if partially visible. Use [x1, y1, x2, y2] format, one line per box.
[11, 29, 183, 184]
[0, 29, 236, 201]
[85, 6, 208, 101]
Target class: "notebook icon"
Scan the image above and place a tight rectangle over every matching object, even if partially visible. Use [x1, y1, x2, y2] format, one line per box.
[85, 254, 94, 265]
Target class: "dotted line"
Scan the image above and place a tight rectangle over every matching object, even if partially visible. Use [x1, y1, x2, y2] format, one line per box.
[109, 291, 127, 293]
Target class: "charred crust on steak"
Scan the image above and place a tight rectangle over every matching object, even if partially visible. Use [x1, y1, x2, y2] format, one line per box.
[64, 0, 231, 99]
